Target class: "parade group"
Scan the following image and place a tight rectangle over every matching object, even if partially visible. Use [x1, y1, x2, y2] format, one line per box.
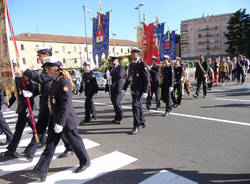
[0, 46, 249, 182]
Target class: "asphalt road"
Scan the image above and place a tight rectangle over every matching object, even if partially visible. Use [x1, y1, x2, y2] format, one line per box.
[0, 81, 249, 184]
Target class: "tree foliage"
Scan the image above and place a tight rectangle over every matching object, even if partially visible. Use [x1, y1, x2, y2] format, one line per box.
[225, 9, 250, 57]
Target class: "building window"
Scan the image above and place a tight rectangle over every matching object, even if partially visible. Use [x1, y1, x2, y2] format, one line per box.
[35, 45, 39, 48]
[74, 46, 77, 52]
[22, 58, 26, 64]
[198, 34, 201, 38]
[84, 47, 87, 52]
[37, 58, 39, 64]
[62, 46, 65, 52]
[121, 48, 123, 53]
[74, 58, 77, 64]
[21, 44, 25, 50]
[63, 58, 66, 64]
[128, 49, 130, 53]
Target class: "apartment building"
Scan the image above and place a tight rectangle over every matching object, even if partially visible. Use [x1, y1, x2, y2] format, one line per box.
[9, 33, 136, 69]
[180, 13, 232, 59]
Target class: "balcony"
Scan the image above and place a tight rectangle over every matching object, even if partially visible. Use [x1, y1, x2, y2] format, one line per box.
[181, 30, 189, 33]
[181, 42, 189, 45]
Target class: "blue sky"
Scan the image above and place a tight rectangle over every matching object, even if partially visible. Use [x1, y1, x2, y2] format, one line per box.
[7, 0, 250, 41]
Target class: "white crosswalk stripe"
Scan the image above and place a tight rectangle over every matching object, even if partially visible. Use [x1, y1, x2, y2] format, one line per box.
[30, 151, 137, 184]
[0, 139, 99, 177]
[0, 138, 32, 151]
[138, 170, 198, 184]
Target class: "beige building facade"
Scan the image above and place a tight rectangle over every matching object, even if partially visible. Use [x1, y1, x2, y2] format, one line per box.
[180, 13, 232, 59]
[9, 33, 136, 69]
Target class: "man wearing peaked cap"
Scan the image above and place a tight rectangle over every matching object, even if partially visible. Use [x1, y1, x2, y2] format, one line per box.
[163, 55, 170, 60]
[83, 61, 90, 66]
[146, 55, 161, 111]
[36, 47, 52, 56]
[123, 46, 150, 134]
[131, 47, 142, 53]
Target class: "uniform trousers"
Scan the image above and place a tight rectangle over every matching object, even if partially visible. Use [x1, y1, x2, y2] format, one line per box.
[85, 94, 96, 120]
[161, 85, 173, 111]
[7, 107, 33, 153]
[237, 70, 245, 84]
[131, 91, 145, 128]
[195, 77, 207, 96]
[34, 127, 90, 175]
[173, 82, 182, 105]
[111, 91, 123, 121]
[146, 86, 160, 108]
[0, 111, 13, 141]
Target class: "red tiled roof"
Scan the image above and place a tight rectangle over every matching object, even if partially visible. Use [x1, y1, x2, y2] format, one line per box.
[14, 33, 136, 46]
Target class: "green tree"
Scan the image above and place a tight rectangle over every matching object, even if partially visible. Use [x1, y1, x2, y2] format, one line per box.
[225, 9, 250, 57]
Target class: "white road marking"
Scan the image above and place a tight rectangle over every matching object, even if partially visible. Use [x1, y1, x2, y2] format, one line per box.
[72, 100, 250, 127]
[3, 113, 18, 118]
[215, 98, 250, 103]
[139, 169, 198, 184]
[2, 110, 15, 115]
[0, 139, 99, 177]
[30, 151, 137, 184]
[0, 138, 31, 151]
[0, 127, 32, 140]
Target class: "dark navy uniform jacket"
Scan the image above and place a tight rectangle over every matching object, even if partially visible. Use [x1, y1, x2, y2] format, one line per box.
[50, 73, 80, 130]
[236, 60, 248, 71]
[123, 59, 150, 94]
[174, 65, 183, 83]
[195, 61, 208, 79]
[110, 64, 125, 93]
[150, 65, 161, 88]
[23, 68, 52, 108]
[80, 71, 99, 97]
[161, 64, 174, 87]
[9, 76, 39, 113]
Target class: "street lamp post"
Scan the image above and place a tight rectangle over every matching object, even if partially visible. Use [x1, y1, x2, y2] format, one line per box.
[135, 3, 144, 28]
[112, 33, 117, 56]
[83, 6, 90, 62]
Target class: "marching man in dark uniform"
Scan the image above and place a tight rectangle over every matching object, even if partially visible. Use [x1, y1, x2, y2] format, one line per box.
[172, 58, 183, 108]
[161, 55, 174, 116]
[0, 82, 13, 146]
[107, 56, 125, 124]
[236, 55, 248, 85]
[122, 47, 150, 135]
[26, 56, 90, 182]
[79, 61, 99, 124]
[146, 56, 161, 110]
[193, 55, 208, 98]
[0, 61, 39, 158]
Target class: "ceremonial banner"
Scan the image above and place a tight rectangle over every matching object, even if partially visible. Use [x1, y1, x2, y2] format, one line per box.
[153, 23, 164, 64]
[161, 30, 176, 60]
[92, 11, 109, 67]
[0, 0, 14, 92]
[142, 23, 154, 66]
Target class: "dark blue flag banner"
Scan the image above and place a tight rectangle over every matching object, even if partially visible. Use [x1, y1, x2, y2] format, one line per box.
[92, 11, 110, 67]
[153, 23, 164, 62]
[160, 30, 176, 60]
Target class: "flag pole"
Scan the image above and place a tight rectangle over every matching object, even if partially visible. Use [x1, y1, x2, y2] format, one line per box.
[5, 0, 39, 143]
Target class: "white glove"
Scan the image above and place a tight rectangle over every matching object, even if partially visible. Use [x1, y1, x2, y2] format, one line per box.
[54, 124, 63, 133]
[142, 93, 148, 98]
[169, 87, 173, 92]
[22, 90, 33, 98]
[122, 90, 126, 96]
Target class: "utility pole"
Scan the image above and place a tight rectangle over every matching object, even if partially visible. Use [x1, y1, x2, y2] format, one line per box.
[135, 3, 144, 28]
[112, 33, 117, 56]
[83, 5, 90, 61]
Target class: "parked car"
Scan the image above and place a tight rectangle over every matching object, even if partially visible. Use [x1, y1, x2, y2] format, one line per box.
[94, 71, 107, 90]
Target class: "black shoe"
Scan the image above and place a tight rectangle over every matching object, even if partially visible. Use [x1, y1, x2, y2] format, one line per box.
[57, 150, 73, 158]
[26, 171, 46, 182]
[146, 106, 150, 111]
[0, 139, 11, 146]
[13, 152, 33, 161]
[162, 111, 170, 117]
[74, 162, 91, 173]
[112, 119, 123, 124]
[203, 95, 206, 98]
[173, 104, 178, 108]
[140, 124, 146, 129]
[80, 119, 90, 124]
[129, 127, 140, 135]
[0, 151, 17, 158]
[156, 107, 159, 110]
[91, 115, 97, 120]
[193, 94, 199, 98]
